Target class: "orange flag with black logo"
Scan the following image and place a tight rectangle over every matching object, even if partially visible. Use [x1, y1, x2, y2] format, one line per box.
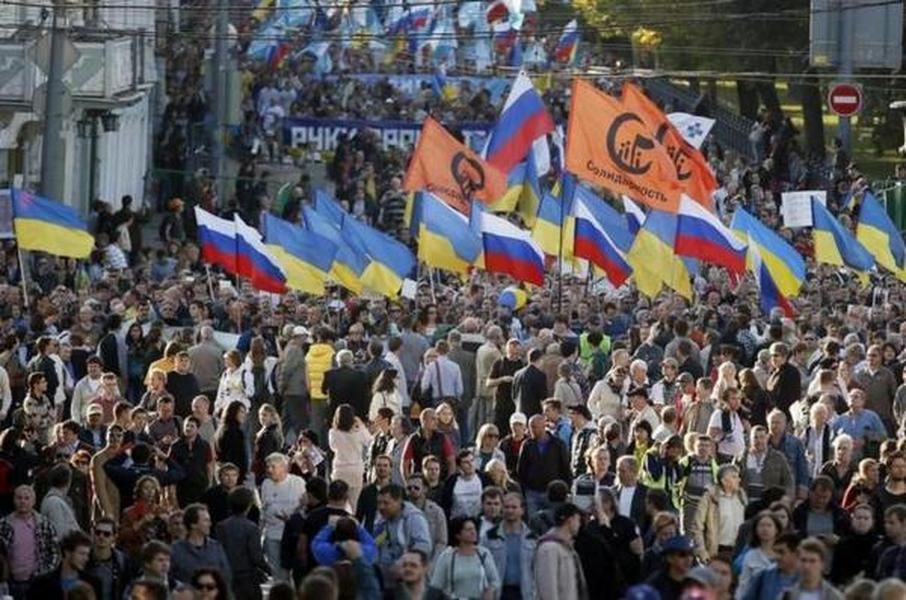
[621, 82, 717, 212]
[566, 79, 681, 213]
[404, 116, 506, 215]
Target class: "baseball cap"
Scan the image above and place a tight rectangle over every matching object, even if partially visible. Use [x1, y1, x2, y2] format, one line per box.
[624, 585, 661, 600]
[509, 412, 527, 426]
[661, 535, 695, 555]
[87, 403, 104, 417]
[684, 565, 720, 588]
[292, 325, 310, 337]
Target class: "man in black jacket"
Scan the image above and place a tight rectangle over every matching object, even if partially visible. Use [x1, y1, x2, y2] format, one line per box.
[322, 349, 370, 421]
[766, 342, 801, 419]
[215, 487, 270, 600]
[513, 348, 548, 417]
[28, 530, 101, 600]
[517, 414, 571, 515]
[165, 352, 200, 418]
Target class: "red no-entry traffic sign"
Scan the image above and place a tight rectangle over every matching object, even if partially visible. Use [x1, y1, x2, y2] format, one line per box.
[827, 83, 863, 118]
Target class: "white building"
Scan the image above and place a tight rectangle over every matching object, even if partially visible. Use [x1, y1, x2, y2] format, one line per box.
[0, 0, 168, 213]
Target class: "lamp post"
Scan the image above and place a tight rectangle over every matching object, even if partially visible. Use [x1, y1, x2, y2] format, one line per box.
[76, 109, 119, 211]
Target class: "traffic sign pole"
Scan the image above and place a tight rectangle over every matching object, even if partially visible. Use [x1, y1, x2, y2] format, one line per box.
[837, 2, 854, 155]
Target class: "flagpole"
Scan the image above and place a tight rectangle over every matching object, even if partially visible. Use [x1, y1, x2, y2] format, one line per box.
[205, 264, 216, 302]
[428, 266, 437, 305]
[17, 246, 29, 310]
[557, 189, 564, 313]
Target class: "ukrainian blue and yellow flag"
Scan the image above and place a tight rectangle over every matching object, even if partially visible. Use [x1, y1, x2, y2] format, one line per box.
[532, 171, 576, 257]
[812, 197, 874, 278]
[313, 188, 415, 296]
[487, 163, 527, 213]
[12, 188, 94, 258]
[414, 192, 482, 274]
[302, 206, 366, 294]
[343, 217, 416, 297]
[731, 207, 805, 298]
[627, 209, 692, 299]
[517, 153, 543, 227]
[857, 191, 906, 279]
[263, 214, 337, 295]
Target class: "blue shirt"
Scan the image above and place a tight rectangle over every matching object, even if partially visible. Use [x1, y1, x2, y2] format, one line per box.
[503, 531, 522, 586]
[741, 567, 797, 600]
[831, 410, 885, 457]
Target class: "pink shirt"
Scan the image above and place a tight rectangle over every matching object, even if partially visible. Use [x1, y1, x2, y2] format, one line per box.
[9, 514, 38, 581]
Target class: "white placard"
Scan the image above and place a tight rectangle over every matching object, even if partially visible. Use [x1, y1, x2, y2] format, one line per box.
[781, 190, 826, 228]
[400, 278, 418, 300]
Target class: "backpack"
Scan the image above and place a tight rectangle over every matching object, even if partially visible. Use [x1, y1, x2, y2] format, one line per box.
[250, 364, 273, 405]
[586, 349, 608, 386]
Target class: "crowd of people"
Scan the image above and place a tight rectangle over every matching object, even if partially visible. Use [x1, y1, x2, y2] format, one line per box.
[4, 4, 906, 600]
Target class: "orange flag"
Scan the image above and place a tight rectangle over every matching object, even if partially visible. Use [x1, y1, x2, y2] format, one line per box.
[403, 116, 506, 215]
[621, 83, 717, 212]
[566, 79, 681, 213]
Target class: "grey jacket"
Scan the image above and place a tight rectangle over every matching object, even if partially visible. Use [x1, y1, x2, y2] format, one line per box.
[482, 522, 537, 600]
[188, 341, 224, 392]
[736, 448, 795, 499]
[169, 537, 233, 584]
[278, 342, 308, 397]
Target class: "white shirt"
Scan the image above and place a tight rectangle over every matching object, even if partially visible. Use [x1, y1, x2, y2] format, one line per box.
[708, 409, 745, 458]
[618, 485, 637, 518]
[260, 474, 306, 540]
[451, 475, 483, 519]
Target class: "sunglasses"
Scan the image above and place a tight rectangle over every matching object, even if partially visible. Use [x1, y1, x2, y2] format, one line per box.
[196, 583, 217, 591]
[94, 529, 114, 537]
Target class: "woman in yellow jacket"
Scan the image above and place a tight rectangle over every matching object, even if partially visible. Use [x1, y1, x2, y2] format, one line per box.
[306, 328, 335, 437]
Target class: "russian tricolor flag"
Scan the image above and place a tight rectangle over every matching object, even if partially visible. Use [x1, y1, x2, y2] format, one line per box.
[573, 196, 632, 286]
[195, 207, 238, 274]
[674, 195, 747, 273]
[480, 210, 545, 285]
[554, 19, 578, 63]
[484, 71, 555, 174]
[234, 215, 288, 294]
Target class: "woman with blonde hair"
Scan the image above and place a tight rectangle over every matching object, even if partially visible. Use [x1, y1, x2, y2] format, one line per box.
[473, 424, 505, 471]
[118, 474, 169, 559]
[368, 368, 402, 421]
[711, 361, 738, 403]
[483, 458, 521, 494]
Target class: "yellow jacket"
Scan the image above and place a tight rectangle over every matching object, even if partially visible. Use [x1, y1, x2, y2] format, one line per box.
[306, 343, 335, 401]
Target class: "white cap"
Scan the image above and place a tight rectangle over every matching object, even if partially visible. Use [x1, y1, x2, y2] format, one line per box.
[509, 412, 527, 426]
[292, 325, 310, 337]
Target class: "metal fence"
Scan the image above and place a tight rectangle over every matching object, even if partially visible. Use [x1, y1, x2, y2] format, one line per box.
[644, 78, 755, 159]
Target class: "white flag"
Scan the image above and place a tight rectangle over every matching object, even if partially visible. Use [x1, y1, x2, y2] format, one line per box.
[667, 112, 716, 149]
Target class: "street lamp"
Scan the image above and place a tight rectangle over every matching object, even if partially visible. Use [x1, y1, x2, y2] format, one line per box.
[76, 109, 120, 208]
